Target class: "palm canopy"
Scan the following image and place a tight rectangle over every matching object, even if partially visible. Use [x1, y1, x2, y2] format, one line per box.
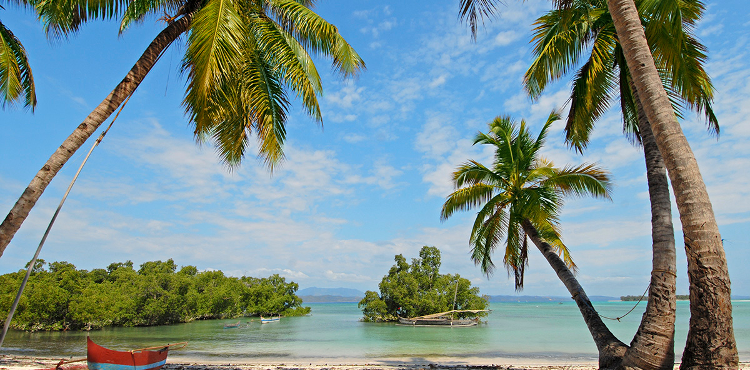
[34, 0, 364, 169]
[0, 8, 36, 110]
[524, 0, 716, 151]
[441, 112, 611, 290]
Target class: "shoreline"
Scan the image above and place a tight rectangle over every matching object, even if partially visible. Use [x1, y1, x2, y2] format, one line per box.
[4, 355, 749, 370]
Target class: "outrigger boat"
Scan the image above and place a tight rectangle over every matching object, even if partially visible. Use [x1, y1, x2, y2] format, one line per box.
[86, 337, 186, 370]
[398, 309, 489, 327]
[223, 321, 241, 329]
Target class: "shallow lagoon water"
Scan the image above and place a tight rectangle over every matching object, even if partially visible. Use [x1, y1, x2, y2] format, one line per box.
[3, 301, 749, 362]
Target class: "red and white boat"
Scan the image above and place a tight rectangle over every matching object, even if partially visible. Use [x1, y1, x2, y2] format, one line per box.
[86, 337, 182, 370]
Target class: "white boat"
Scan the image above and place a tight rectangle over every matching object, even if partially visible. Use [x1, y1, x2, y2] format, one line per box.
[260, 315, 280, 324]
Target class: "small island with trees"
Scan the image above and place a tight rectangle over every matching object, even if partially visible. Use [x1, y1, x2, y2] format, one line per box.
[621, 295, 689, 301]
[0, 259, 309, 331]
[358, 246, 488, 323]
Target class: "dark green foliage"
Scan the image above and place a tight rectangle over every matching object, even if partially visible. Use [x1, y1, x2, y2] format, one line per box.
[0, 259, 309, 331]
[358, 246, 488, 322]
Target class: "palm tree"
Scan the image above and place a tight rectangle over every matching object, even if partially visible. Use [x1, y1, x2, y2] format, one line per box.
[441, 112, 629, 368]
[0, 4, 36, 109]
[459, 1, 738, 368]
[0, 0, 364, 256]
[523, 0, 717, 367]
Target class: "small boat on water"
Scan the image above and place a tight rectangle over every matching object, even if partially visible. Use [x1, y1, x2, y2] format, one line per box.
[398, 309, 488, 327]
[223, 321, 241, 329]
[86, 337, 185, 370]
[260, 315, 280, 324]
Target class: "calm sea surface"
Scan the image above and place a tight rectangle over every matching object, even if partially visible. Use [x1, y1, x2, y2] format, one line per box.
[3, 301, 749, 363]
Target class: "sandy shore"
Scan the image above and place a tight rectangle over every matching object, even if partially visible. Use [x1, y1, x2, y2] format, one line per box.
[2, 355, 748, 370]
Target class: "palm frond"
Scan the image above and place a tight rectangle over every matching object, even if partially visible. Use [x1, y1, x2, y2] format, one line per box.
[0, 20, 36, 109]
[452, 160, 500, 189]
[471, 203, 508, 276]
[458, 0, 499, 41]
[183, 0, 247, 135]
[525, 4, 604, 98]
[616, 46, 641, 146]
[441, 183, 496, 221]
[250, 12, 322, 121]
[264, 0, 365, 78]
[642, 0, 718, 135]
[564, 25, 617, 153]
[206, 76, 252, 167]
[120, 0, 183, 32]
[35, 0, 130, 37]
[243, 44, 290, 169]
[545, 163, 612, 199]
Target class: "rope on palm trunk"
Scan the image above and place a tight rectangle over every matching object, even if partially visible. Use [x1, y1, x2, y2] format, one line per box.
[0, 92, 134, 347]
[597, 269, 675, 321]
[598, 283, 650, 321]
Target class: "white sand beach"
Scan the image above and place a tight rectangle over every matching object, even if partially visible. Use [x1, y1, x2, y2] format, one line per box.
[4, 355, 750, 370]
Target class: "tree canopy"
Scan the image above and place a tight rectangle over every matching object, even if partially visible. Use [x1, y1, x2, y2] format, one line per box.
[358, 246, 488, 322]
[0, 259, 309, 331]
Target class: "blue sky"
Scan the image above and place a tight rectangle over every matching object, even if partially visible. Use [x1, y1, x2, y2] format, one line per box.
[1, 1, 749, 298]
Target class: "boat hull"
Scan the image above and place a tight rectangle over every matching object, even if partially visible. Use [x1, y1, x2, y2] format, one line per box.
[87, 337, 169, 370]
[260, 316, 280, 324]
[398, 317, 478, 326]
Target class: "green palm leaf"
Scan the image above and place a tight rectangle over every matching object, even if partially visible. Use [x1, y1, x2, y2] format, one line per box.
[0, 20, 35, 109]
[183, 0, 247, 134]
[443, 112, 608, 287]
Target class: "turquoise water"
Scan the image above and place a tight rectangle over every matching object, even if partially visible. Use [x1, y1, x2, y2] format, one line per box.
[3, 301, 749, 362]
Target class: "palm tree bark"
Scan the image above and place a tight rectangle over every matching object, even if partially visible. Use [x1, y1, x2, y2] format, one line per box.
[607, 0, 738, 368]
[621, 80, 677, 370]
[521, 219, 627, 370]
[0, 14, 194, 257]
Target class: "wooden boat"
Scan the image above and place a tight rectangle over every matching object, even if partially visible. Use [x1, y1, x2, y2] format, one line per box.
[223, 321, 241, 329]
[260, 315, 280, 324]
[87, 337, 185, 370]
[398, 309, 488, 327]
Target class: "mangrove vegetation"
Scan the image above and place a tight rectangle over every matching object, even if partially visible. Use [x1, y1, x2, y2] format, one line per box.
[0, 259, 309, 331]
[358, 246, 488, 322]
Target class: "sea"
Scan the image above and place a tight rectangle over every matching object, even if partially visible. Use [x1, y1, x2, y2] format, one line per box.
[2, 301, 749, 363]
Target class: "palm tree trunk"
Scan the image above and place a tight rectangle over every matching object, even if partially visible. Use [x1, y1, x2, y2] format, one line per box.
[0, 14, 194, 257]
[521, 219, 627, 370]
[607, 0, 738, 368]
[621, 80, 677, 370]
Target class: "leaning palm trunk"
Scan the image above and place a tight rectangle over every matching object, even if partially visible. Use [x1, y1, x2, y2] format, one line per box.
[621, 81, 677, 370]
[0, 14, 194, 257]
[521, 219, 627, 369]
[607, 0, 738, 368]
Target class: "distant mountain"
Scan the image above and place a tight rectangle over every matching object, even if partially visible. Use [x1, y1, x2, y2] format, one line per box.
[300, 295, 362, 303]
[297, 287, 364, 303]
[486, 295, 618, 303]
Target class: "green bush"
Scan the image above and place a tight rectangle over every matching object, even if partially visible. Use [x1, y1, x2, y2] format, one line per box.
[0, 259, 309, 331]
[359, 246, 488, 322]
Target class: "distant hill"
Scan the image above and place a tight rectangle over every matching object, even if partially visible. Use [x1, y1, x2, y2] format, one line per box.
[300, 295, 362, 303]
[298, 287, 365, 297]
[486, 295, 618, 303]
[298, 287, 365, 303]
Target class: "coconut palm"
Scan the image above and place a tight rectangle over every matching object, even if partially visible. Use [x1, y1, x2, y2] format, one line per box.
[459, 1, 738, 368]
[0, 0, 364, 256]
[0, 5, 36, 109]
[524, 0, 717, 367]
[441, 112, 629, 368]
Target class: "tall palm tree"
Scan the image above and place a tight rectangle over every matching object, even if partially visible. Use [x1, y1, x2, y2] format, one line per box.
[459, 1, 738, 368]
[523, 0, 717, 367]
[441, 112, 629, 368]
[0, 4, 36, 109]
[0, 0, 364, 256]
